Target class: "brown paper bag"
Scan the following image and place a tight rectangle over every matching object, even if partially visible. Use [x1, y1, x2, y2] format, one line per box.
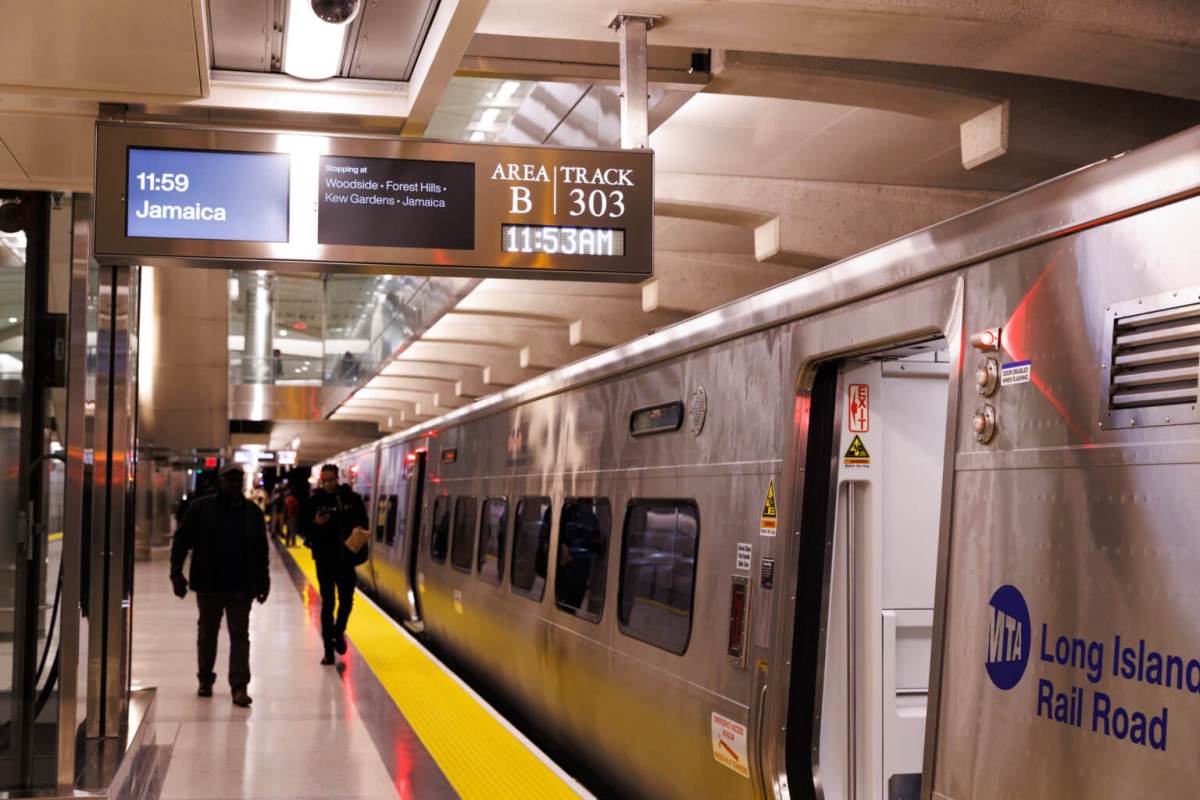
[344, 526, 370, 554]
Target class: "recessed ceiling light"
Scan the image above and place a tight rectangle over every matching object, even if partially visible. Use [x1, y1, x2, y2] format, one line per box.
[6, 317, 16, 324]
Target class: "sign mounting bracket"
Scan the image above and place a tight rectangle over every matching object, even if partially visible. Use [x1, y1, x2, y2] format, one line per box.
[609, 14, 661, 150]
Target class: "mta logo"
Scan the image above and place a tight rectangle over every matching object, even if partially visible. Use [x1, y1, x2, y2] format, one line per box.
[985, 584, 1031, 691]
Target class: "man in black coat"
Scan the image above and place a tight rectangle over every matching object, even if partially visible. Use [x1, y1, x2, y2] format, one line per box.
[169, 466, 269, 707]
[302, 463, 368, 665]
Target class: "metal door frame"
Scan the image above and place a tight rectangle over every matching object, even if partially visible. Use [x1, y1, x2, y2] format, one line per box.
[84, 260, 138, 741]
[55, 194, 97, 788]
[757, 274, 964, 800]
[404, 448, 428, 627]
[10, 192, 52, 787]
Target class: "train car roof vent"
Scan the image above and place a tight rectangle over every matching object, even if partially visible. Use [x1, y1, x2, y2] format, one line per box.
[1102, 292, 1200, 429]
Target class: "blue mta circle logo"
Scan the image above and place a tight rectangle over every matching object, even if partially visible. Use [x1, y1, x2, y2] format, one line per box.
[985, 584, 1031, 691]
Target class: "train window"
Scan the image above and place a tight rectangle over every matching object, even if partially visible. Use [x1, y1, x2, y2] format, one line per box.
[389, 455, 416, 547]
[450, 496, 478, 572]
[511, 497, 551, 601]
[555, 498, 611, 623]
[430, 495, 451, 563]
[376, 495, 398, 543]
[617, 500, 700, 655]
[629, 401, 684, 436]
[477, 498, 508, 585]
[389, 488, 406, 546]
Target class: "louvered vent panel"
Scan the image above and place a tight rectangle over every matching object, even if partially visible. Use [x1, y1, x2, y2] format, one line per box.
[1108, 302, 1200, 411]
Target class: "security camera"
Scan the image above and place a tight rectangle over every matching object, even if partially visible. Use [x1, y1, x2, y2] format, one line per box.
[0, 200, 26, 234]
[310, 0, 360, 24]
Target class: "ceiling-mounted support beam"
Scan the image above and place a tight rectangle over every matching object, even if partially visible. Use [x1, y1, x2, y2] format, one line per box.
[402, 0, 491, 136]
[610, 14, 660, 149]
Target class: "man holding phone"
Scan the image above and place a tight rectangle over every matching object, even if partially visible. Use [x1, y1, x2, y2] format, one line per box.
[302, 463, 369, 664]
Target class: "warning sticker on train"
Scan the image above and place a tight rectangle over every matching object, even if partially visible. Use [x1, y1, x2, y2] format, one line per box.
[1001, 359, 1032, 386]
[736, 542, 752, 570]
[844, 435, 871, 467]
[760, 480, 777, 536]
[711, 712, 750, 777]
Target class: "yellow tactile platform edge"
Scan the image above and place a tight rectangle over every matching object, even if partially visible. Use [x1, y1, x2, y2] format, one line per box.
[285, 546, 586, 800]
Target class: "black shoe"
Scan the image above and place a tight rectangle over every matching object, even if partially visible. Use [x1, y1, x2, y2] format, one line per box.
[334, 630, 347, 655]
[197, 684, 213, 698]
[232, 689, 252, 707]
[321, 651, 335, 665]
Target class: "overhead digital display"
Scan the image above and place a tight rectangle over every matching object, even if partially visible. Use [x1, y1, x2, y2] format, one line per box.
[317, 156, 475, 249]
[501, 224, 625, 256]
[95, 122, 654, 283]
[126, 148, 290, 242]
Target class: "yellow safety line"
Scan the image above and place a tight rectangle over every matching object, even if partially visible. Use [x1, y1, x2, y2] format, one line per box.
[285, 546, 585, 800]
[48, 532, 63, 542]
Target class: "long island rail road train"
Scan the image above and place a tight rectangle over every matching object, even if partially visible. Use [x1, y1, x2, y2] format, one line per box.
[323, 125, 1200, 799]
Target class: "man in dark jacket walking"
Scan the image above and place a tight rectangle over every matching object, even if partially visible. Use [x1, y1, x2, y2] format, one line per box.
[302, 463, 368, 665]
[170, 466, 270, 707]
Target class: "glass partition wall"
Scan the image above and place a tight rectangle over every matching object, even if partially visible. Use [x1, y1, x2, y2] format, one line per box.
[227, 272, 473, 392]
[0, 192, 71, 787]
[0, 191, 141, 791]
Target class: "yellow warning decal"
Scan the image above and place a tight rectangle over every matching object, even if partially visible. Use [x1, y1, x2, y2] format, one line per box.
[759, 480, 777, 536]
[761, 481, 777, 519]
[844, 435, 870, 467]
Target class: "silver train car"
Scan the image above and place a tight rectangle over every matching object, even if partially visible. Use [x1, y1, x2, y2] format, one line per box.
[329, 126, 1200, 799]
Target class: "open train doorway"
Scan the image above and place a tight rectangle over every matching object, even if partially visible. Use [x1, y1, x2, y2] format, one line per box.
[788, 338, 951, 800]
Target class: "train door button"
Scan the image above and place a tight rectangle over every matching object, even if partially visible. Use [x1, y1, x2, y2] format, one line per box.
[975, 357, 999, 396]
[973, 404, 997, 444]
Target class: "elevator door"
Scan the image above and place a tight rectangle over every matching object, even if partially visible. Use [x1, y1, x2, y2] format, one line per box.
[1, 193, 68, 788]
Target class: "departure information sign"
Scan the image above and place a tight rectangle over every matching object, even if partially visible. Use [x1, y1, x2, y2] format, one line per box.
[127, 148, 290, 242]
[94, 122, 653, 282]
[316, 155, 475, 250]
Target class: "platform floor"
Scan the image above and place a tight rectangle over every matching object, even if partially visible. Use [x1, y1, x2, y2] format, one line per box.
[132, 541, 588, 800]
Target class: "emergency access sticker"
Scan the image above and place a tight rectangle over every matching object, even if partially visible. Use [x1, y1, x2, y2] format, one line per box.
[1001, 359, 1032, 386]
[711, 712, 750, 778]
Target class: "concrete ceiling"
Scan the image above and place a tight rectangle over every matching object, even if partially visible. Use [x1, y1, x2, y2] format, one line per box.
[0, 0, 1197, 443]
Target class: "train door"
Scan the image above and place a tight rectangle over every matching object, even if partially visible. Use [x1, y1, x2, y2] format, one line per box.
[370, 444, 402, 613]
[347, 453, 377, 593]
[786, 339, 951, 800]
[402, 449, 427, 628]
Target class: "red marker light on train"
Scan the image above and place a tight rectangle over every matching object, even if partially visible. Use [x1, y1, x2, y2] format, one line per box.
[970, 326, 1002, 352]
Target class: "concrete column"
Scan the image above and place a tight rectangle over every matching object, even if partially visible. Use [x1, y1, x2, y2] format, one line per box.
[241, 271, 275, 385]
[137, 265, 230, 453]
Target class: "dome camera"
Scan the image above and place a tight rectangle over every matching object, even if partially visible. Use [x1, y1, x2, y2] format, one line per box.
[0, 200, 26, 234]
[310, 0, 360, 24]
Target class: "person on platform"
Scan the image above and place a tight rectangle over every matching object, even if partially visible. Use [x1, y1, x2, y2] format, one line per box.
[302, 464, 369, 665]
[169, 465, 270, 708]
[284, 489, 301, 547]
